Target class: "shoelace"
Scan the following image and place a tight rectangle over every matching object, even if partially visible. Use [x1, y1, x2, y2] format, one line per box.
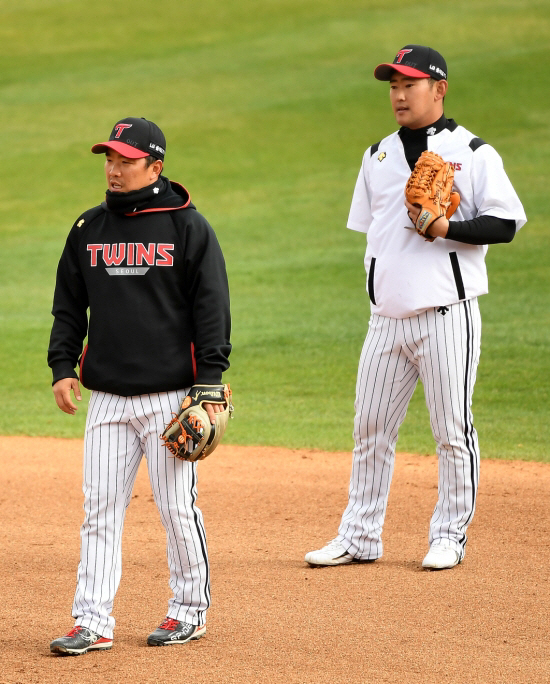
[325, 539, 344, 550]
[65, 626, 85, 638]
[159, 618, 181, 631]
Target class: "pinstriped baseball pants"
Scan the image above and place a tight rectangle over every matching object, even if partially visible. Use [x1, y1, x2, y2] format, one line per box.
[338, 298, 481, 561]
[72, 389, 209, 639]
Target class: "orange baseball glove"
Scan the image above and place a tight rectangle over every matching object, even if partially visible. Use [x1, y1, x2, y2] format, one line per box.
[405, 150, 460, 240]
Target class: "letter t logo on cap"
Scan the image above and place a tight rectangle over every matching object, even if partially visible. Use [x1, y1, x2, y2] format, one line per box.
[394, 49, 413, 64]
[114, 123, 132, 139]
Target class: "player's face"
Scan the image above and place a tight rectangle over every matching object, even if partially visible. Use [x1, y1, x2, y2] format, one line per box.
[389, 72, 446, 129]
[104, 150, 159, 193]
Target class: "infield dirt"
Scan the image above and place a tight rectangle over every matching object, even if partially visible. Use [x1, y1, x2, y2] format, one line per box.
[0, 437, 548, 683]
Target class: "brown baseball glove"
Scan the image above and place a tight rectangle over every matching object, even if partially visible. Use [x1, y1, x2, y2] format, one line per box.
[405, 150, 460, 240]
[160, 384, 233, 462]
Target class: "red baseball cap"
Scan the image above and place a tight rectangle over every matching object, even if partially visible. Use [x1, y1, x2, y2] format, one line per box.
[374, 45, 448, 81]
[91, 117, 166, 160]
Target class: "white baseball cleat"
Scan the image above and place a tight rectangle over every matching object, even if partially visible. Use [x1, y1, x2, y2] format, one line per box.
[305, 538, 373, 566]
[422, 542, 462, 570]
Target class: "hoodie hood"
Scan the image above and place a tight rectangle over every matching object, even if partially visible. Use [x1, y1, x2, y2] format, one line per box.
[103, 176, 193, 215]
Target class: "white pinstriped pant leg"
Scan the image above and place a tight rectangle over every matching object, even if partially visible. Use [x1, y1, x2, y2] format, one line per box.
[73, 391, 141, 638]
[73, 389, 209, 639]
[134, 392, 210, 626]
[338, 300, 481, 562]
[416, 299, 481, 557]
[338, 314, 420, 560]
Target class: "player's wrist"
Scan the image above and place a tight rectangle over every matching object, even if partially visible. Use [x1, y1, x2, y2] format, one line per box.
[428, 216, 449, 238]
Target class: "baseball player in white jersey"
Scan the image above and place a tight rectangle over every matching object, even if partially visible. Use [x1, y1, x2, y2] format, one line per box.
[305, 45, 526, 570]
[48, 118, 231, 654]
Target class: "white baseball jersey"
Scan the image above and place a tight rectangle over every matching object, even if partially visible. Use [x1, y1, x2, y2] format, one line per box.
[348, 123, 527, 318]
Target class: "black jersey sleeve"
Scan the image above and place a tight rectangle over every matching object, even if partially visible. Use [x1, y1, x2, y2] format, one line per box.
[179, 211, 231, 384]
[47, 217, 92, 385]
[445, 215, 516, 245]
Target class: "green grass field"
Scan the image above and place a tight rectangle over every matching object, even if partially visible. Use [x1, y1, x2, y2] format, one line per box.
[0, 0, 548, 460]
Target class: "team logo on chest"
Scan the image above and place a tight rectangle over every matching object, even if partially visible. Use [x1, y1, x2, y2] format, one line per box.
[378, 151, 386, 162]
[87, 242, 175, 275]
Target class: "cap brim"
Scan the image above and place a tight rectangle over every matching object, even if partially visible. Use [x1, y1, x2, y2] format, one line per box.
[374, 63, 431, 80]
[90, 141, 149, 158]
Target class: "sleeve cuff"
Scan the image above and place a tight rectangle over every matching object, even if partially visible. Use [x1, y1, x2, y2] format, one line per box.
[51, 363, 79, 386]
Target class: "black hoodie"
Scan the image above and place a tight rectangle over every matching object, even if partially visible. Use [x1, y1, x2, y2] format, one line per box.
[48, 177, 231, 396]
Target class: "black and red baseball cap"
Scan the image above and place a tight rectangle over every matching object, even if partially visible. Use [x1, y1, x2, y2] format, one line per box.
[91, 117, 166, 160]
[374, 45, 448, 81]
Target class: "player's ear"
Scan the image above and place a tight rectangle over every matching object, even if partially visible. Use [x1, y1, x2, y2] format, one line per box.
[435, 80, 448, 102]
[150, 159, 163, 179]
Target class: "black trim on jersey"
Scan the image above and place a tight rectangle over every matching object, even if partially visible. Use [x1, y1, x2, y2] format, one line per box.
[400, 114, 453, 138]
[368, 258, 377, 305]
[398, 115, 458, 170]
[370, 142, 381, 157]
[469, 137, 486, 151]
[449, 252, 466, 300]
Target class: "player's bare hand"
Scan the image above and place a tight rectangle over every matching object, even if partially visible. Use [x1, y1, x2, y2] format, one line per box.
[405, 198, 421, 225]
[53, 378, 82, 415]
[405, 199, 449, 239]
[426, 215, 449, 238]
[204, 402, 223, 425]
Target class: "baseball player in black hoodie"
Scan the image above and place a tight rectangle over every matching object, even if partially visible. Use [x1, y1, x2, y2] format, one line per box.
[48, 118, 231, 655]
